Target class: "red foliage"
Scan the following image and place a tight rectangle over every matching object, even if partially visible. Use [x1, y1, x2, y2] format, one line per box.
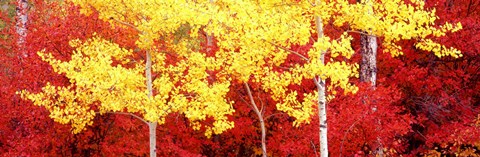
[374, 0, 480, 154]
[0, 0, 477, 156]
[0, 1, 147, 156]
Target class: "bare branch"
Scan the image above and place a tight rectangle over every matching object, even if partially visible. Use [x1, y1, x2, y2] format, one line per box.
[345, 30, 376, 37]
[265, 40, 310, 61]
[110, 18, 142, 33]
[416, 130, 427, 140]
[244, 83, 267, 157]
[264, 112, 286, 120]
[310, 140, 319, 157]
[97, 111, 149, 125]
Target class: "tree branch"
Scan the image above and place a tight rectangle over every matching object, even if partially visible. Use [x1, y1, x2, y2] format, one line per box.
[310, 140, 319, 157]
[264, 112, 286, 120]
[244, 83, 267, 157]
[339, 110, 368, 157]
[110, 18, 142, 33]
[345, 30, 376, 37]
[265, 40, 310, 61]
[97, 111, 149, 125]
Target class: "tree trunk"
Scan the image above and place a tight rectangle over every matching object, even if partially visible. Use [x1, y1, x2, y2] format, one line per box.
[148, 122, 157, 157]
[358, 1, 381, 156]
[146, 46, 156, 157]
[360, 33, 383, 157]
[315, 13, 328, 157]
[359, 34, 377, 86]
[244, 83, 267, 157]
[16, 0, 28, 58]
[317, 77, 328, 157]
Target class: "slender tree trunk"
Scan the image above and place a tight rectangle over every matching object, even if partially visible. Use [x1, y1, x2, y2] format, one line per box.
[148, 122, 157, 157]
[358, 0, 381, 156]
[16, 0, 28, 58]
[146, 48, 157, 157]
[315, 11, 328, 157]
[244, 83, 267, 157]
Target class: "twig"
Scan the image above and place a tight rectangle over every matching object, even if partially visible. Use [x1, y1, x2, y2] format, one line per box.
[264, 113, 286, 120]
[345, 30, 376, 37]
[265, 40, 310, 61]
[110, 18, 142, 33]
[339, 110, 368, 157]
[310, 140, 319, 157]
[416, 130, 427, 140]
[97, 111, 149, 125]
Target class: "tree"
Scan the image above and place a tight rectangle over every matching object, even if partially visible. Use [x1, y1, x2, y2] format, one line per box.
[20, 1, 358, 156]
[0, 1, 156, 155]
[20, 1, 236, 156]
[356, 0, 382, 155]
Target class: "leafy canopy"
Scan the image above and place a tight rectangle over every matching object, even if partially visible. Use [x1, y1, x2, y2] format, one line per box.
[20, 0, 461, 136]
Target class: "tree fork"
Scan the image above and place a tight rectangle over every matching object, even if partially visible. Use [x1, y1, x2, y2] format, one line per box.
[244, 83, 267, 157]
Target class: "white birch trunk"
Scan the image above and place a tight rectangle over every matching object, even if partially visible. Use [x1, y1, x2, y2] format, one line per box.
[16, 0, 28, 58]
[146, 49, 157, 157]
[315, 14, 328, 157]
[148, 122, 157, 157]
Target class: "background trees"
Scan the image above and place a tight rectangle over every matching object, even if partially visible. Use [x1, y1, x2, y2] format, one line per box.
[0, 0, 478, 156]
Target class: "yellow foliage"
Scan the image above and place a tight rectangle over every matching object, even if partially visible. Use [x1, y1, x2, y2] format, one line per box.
[333, 0, 462, 58]
[21, 37, 234, 135]
[19, 0, 462, 135]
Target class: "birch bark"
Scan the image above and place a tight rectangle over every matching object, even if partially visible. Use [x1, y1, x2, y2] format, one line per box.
[314, 9, 328, 157]
[146, 47, 157, 157]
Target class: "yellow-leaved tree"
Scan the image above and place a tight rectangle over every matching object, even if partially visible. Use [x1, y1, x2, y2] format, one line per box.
[19, 0, 462, 156]
[20, 1, 237, 156]
[20, 1, 358, 156]
[198, 0, 462, 156]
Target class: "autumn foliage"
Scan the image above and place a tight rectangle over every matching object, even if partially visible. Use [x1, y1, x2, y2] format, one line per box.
[1, 0, 479, 156]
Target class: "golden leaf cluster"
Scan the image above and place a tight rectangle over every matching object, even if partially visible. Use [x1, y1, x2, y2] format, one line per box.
[20, 0, 462, 135]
